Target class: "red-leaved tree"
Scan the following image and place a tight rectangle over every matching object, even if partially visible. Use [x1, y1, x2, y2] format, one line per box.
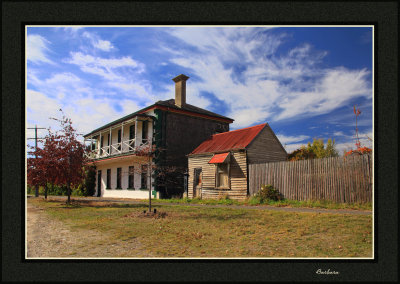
[345, 105, 372, 156]
[53, 113, 88, 203]
[27, 110, 88, 203]
[28, 129, 63, 198]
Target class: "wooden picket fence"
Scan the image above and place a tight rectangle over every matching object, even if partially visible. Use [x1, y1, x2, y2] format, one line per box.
[248, 154, 373, 203]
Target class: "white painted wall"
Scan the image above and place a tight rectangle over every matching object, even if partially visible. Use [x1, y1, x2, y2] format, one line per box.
[94, 158, 157, 199]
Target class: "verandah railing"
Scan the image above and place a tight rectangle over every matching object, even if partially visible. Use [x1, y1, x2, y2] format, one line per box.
[85, 138, 151, 159]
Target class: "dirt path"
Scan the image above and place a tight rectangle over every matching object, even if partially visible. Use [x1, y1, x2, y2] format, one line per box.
[26, 200, 153, 258]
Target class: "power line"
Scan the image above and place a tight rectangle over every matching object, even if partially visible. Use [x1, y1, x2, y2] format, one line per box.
[27, 125, 46, 197]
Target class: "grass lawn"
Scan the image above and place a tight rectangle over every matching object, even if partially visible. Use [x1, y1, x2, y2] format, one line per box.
[28, 198, 372, 258]
[160, 197, 372, 210]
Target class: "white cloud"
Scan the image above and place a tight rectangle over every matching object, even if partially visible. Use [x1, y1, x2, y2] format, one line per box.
[26, 34, 54, 64]
[64, 52, 152, 105]
[82, 31, 114, 51]
[275, 134, 311, 153]
[275, 68, 371, 120]
[44, 72, 81, 85]
[95, 39, 114, 51]
[66, 52, 144, 80]
[165, 27, 372, 128]
[26, 89, 143, 141]
[283, 143, 306, 153]
[62, 26, 84, 34]
[276, 134, 310, 144]
[333, 131, 346, 136]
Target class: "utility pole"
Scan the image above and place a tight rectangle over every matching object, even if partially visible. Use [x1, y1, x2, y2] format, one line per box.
[27, 125, 46, 197]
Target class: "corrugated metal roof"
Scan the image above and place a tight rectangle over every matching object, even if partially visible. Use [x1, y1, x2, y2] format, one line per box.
[208, 152, 230, 164]
[191, 123, 267, 155]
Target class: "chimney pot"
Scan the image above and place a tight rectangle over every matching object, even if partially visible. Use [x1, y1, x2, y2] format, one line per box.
[172, 74, 189, 108]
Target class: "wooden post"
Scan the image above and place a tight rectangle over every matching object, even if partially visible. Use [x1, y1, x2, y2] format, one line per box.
[121, 122, 124, 152]
[109, 128, 112, 155]
[134, 117, 138, 147]
[34, 125, 39, 197]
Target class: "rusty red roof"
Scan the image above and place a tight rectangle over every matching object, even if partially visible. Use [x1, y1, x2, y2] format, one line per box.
[190, 123, 267, 155]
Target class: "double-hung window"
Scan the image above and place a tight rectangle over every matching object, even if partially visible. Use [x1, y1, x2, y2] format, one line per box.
[142, 121, 148, 144]
[116, 168, 122, 189]
[141, 165, 148, 189]
[106, 169, 111, 189]
[128, 166, 135, 189]
[117, 130, 121, 151]
[208, 152, 230, 190]
[216, 163, 230, 188]
[129, 125, 135, 151]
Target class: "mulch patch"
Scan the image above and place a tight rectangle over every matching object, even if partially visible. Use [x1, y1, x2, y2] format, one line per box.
[123, 211, 168, 219]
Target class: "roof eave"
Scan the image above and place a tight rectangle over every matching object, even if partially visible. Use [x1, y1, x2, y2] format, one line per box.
[84, 101, 234, 138]
[83, 111, 156, 138]
[188, 148, 246, 157]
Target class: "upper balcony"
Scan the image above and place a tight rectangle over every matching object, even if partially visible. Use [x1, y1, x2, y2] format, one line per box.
[84, 116, 153, 161]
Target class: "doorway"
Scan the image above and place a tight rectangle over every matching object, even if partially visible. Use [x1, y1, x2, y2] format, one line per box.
[97, 170, 102, 197]
[193, 168, 202, 198]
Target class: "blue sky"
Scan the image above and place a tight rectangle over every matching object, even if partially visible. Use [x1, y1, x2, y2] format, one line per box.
[26, 26, 373, 154]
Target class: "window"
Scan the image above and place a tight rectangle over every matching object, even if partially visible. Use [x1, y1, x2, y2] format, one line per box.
[216, 163, 230, 189]
[117, 130, 121, 150]
[142, 121, 148, 143]
[116, 168, 122, 188]
[141, 165, 148, 189]
[91, 140, 96, 151]
[128, 166, 135, 189]
[106, 169, 111, 189]
[129, 125, 135, 151]
[129, 125, 135, 140]
[97, 170, 102, 197]
[194, 168, 202, 187]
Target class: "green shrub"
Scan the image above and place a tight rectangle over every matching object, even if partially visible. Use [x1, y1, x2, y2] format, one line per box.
[27, 185, 34, 194]
[247, 196, 263, 205]
[83, 166, 96, 196]
[256, 184, 283, 202]
[47, 184, 67, 196]
[72, 184, 85, 196]
[182, 197, 192, 203]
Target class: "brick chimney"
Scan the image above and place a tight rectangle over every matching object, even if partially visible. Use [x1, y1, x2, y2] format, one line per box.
[172, 74, 189, 108]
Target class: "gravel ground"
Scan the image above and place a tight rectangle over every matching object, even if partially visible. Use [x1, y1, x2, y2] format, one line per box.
[26, 200, 154, 258]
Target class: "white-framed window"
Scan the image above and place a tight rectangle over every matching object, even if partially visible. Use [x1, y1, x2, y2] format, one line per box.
[216, 163, 230, 189]
[128, 166, 135, 189]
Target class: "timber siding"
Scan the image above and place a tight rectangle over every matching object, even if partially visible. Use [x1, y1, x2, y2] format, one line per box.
[188, 150, 248, 201]
[164, 111, 229, 168]
[247, 124, 287, 164]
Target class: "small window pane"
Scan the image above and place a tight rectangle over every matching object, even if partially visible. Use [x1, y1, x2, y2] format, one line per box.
[107, 169, 111, 188]
[128, 166, 134, 188]
[117, 168, 121, 188]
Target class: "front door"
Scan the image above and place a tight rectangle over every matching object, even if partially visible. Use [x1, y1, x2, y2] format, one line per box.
[193, 168, 202, 198]
[97, 170, 102, 197]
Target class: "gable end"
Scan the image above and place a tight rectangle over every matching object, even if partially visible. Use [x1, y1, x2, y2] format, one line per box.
[246, 124, 287, 164]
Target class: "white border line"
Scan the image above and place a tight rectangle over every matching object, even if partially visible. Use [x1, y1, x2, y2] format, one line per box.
[25, 24, 374, 260]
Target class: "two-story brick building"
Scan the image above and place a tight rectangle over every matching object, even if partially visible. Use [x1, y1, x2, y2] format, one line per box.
[84, 74, 233, 199]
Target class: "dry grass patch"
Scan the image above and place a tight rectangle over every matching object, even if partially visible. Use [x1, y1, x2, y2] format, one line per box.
[27, 198, 372, 258]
